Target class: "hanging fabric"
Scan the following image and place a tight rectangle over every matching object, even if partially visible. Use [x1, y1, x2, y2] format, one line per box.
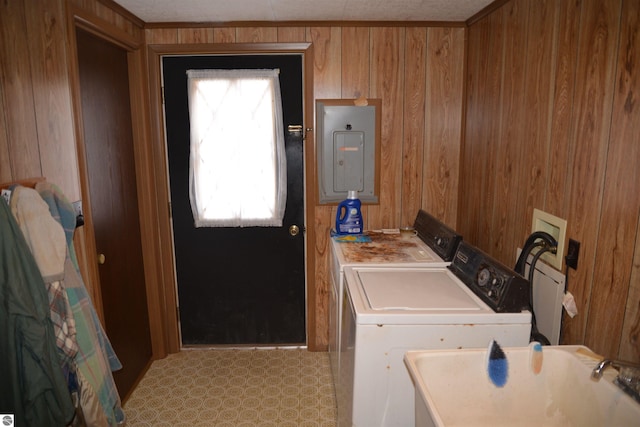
[9, 186, 79, 363]
[186, 68, 287, 227]
[0, 193, 76, 426]
[36, 182, 125, 426]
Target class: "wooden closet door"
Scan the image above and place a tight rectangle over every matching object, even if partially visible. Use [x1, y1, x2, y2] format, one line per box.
[76, 28, 152, 399]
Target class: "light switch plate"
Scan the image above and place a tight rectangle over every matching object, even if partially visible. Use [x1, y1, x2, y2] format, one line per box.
[72, 200, 83, 217]
[531, 208, 567, 271]
[1, 189, 11, 204]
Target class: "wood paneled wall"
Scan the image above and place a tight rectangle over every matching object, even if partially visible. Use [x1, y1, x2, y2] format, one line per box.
[145, 25, 465, 349]
[0, 0, 134, 309]
[0, 0, 79, 197]
[2, 0, 464, 353]
[0, 0, 143, 198]
[14, 0, 635, 358]
[463, 0, 640, 361]
[0, 0, 174, 359]
[0, 0, 144, 197]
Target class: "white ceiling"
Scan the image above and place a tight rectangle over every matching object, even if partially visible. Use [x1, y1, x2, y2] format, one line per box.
[113, 0, 495, 23]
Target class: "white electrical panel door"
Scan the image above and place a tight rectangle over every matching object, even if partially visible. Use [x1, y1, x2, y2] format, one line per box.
[333, 131, 364, 192]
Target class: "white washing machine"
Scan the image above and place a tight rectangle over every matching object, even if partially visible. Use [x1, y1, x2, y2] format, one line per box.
[329, 210, 461, 406]
[339, 241, 533, 427]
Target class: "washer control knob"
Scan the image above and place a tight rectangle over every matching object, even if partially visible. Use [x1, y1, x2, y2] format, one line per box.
[477, 268, 491, 287]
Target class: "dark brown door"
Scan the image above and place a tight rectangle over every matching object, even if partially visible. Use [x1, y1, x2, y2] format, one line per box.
[75, 28, 152, 398]
[162, 55, 305, 345]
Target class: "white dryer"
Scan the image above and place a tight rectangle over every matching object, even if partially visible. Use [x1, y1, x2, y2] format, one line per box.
[339, 241, 532, 427]
[329, 210, 461, 402]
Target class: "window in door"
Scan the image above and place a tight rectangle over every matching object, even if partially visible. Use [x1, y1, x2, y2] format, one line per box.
[186, 69, 286, 228]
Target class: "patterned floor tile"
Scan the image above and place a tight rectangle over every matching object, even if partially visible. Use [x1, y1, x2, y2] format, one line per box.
[123, 348, 337, 426]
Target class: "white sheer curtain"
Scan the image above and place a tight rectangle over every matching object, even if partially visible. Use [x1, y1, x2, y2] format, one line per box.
[186, 69, 287, 227]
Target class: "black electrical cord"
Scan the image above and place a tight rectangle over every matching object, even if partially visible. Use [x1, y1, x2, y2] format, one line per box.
[558, 262, 571, 343]
[514, 231, 558, 345]
[514, 231, 558, 275]
[515, 241, 544, 275]
[514, 239, 544, 324]
[528, 246, 554, 345]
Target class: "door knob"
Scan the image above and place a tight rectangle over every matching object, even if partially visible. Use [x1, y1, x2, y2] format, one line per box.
[289, 224, 300, 236]
[97, 253, 106, 264]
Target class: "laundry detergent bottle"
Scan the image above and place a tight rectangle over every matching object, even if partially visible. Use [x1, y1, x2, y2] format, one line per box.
[335, 190, 363, 235]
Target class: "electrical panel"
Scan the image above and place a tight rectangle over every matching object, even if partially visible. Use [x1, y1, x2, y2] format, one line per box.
[316, 99, 380, 204]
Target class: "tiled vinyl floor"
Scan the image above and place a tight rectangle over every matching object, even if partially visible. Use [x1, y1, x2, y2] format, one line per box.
[122, 348, 337, 426]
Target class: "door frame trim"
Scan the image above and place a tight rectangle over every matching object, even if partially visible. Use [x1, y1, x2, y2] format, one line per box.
[147, 43, 318, 351]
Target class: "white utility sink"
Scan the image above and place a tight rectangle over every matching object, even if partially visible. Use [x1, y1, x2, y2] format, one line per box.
[404, 345, 640, 427]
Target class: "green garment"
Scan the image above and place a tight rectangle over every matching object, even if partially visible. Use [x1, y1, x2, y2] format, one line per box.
[0, 199, 75, 426]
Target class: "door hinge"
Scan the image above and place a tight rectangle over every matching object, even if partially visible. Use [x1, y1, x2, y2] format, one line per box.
[176, 305, 180, 321]
[168, 201, 172, 219]
[161, 86, 165, 105]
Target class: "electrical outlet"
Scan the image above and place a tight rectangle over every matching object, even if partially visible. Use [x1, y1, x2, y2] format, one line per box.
[72, 200, 85, 227]
[566, 239, 580, 270]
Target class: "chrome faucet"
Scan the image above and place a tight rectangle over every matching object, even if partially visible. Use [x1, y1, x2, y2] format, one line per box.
[591, 359, 640, 379]
[591, 358, 640, 403]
